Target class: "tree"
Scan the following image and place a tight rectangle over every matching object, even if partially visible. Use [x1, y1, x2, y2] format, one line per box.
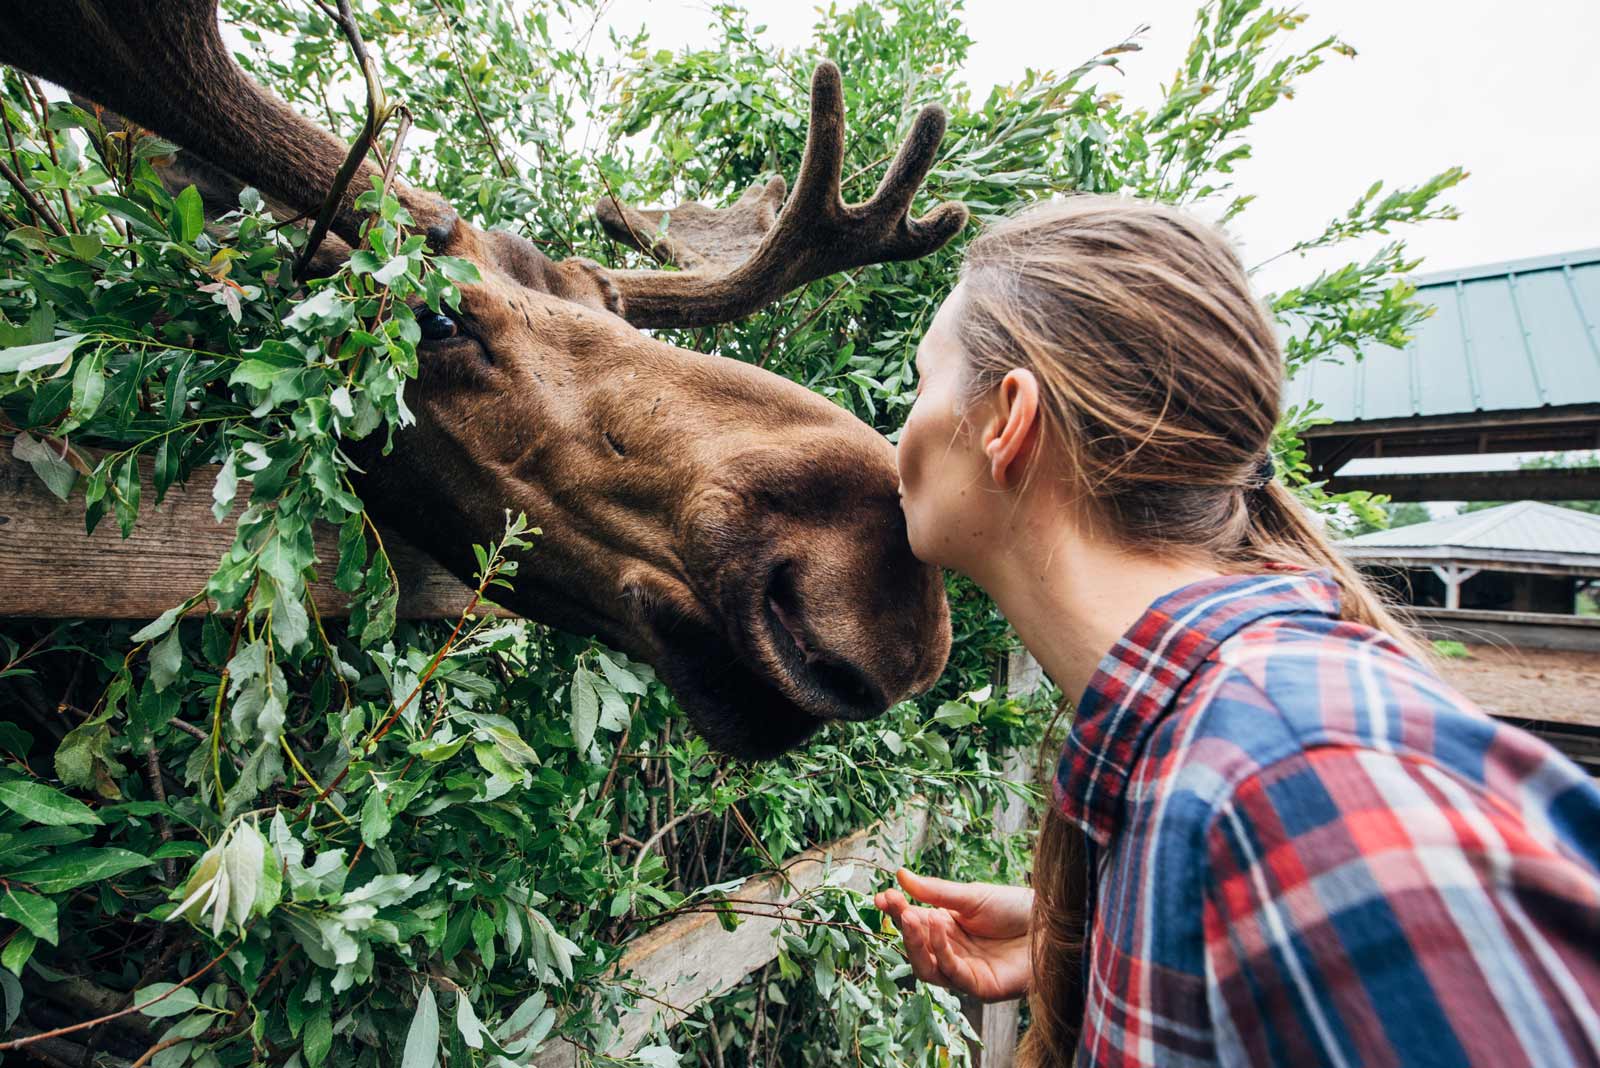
[1348, 499, 1433, 536]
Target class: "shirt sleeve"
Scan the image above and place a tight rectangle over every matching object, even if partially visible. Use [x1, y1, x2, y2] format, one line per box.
[1200, 744, 1600, 1068]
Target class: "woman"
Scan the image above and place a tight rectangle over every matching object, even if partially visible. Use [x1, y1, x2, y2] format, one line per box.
[874, 197, 1600, 1067]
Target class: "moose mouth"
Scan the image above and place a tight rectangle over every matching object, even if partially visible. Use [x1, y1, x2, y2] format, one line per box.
[631, 561, 896, 761]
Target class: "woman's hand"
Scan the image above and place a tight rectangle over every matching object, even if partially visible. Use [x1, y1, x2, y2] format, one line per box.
[873, 867, 1033, 1003]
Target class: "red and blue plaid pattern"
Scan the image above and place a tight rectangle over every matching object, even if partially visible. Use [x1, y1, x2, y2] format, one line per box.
[1053, 571, 1600, 1067]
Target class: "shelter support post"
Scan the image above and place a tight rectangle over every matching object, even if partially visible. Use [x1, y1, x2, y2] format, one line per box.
[1430, 564, 1481, 610]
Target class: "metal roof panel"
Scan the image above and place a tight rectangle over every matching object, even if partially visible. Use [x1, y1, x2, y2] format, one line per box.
[1344, 500, 1600, 556]
[1282, 247, 1600, 423]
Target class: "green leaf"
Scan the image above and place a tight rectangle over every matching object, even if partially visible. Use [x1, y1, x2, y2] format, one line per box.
[569, 667, 599, 752]
[174, 184, 205, 243]
[0, 333, 85, 375]
[228, 359, 285, 390]
[270, 578, 310, 655]
[84, 193, 167, 238]
[0, 780, 102, 826]
[455, 990, 484, 1050]
[112, 453, 141, 537]
[0, 888, 58, 944]
[211, 453, 239, 522]
[59, 343, 106, 433]
[304, 1004, 333, 1067]
[434, 256, 481, 285]
[335, 515, 369, 593]
[5, 847, 152, 893]
[401, 984, 440, 1068]
[471, 908, 496, 971]
[933, 701, 978, 728]
[1, 968, 20, 1031]
[1, 929, 36, 976]
[149, 625, 184, 692]
[11, 431, 76, 500]
[131, 602, 186, 643]
[223, 824, 264, 929]
[360, 787, 392, 847]
[133, 981, 201, 1019]
[594, 651, 647, 695]
[55, 712, 122, 800]
[65, 233, 103, 261]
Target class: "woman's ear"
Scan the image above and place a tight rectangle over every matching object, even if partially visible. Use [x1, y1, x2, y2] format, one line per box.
[983, 368, 1041, 490]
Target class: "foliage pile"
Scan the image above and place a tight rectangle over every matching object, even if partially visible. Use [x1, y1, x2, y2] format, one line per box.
[0, 0, 1459, 1066]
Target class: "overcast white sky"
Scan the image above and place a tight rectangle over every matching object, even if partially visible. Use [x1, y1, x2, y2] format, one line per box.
[595, 0, 1600, 296]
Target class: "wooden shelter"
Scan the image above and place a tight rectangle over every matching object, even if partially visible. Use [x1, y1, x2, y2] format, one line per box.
[1342, 500, 1600, 650]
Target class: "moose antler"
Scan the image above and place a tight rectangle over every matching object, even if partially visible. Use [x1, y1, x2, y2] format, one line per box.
[597, 62, 968, 329]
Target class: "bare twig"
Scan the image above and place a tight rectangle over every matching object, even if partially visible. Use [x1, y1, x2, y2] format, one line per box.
[295, 0, 396, 281]
[143, 746, 176, 885]
[429, 0, 510, 178]
[0, 928, 246, 1053]
[0, 155, 67, 237]
[596, 716, 633, 804]
[629, 770, 727, 883]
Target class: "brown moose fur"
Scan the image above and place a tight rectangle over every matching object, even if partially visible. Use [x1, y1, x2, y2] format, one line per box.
[0, 0, 964, 758]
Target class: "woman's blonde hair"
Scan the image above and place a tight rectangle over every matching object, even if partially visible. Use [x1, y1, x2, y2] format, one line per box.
[953, 196, 1422, 1066]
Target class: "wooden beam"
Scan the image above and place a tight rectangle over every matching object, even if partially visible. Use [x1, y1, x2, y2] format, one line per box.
[1301, 403, 1600, 440]
[1303, 404, 1600, 475]
[1, 442, 490, 620]
[1324, 467, 1600, 502]
[1346, 551, 1600, 578]
[532, 801, 935, 1066]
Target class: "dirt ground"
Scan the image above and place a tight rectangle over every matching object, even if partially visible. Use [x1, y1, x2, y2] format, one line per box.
[1438, 644, 1598, 727]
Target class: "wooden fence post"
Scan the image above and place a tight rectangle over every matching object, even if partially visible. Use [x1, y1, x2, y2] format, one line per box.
[961, 647, 1046, 1067]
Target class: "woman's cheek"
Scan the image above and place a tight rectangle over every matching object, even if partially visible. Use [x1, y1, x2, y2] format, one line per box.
[896, 405, 929, 495]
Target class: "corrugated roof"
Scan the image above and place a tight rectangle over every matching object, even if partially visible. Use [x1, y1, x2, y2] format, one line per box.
[1283, 247, 1600, 422]
[1344, 501, 1600, 558]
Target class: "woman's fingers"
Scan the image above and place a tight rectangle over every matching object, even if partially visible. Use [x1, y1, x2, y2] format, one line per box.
[900, 909, 951, 987]
[874, 888, 910, 920]
[897, 868, 991, 912]
[929, 917, 975, 994]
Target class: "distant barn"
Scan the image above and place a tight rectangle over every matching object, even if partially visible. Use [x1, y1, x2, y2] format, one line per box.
[1343, 499, 1600, 626]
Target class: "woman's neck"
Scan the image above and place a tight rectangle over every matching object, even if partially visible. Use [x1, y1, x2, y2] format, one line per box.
[973, 515, 1223, 703]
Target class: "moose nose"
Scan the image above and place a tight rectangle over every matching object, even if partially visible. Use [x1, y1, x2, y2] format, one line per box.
[764, 562, 888, 721]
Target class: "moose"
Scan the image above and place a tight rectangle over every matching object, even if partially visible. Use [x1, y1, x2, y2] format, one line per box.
[0, 3, 968, 759]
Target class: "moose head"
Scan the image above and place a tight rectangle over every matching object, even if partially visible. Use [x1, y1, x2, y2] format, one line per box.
[0, 2, 964, 759]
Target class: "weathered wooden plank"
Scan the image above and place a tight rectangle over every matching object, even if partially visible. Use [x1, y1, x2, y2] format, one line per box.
[1, 439, 492, 620]
[532, 801, 934, 1067]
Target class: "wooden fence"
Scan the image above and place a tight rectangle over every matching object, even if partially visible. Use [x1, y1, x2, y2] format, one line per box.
[1, 438, 480, 618]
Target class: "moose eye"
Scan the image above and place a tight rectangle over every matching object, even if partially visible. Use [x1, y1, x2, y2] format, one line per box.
[418, 310, 458, 342]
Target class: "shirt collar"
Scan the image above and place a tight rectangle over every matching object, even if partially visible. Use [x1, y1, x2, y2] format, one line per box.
[1053, 569, 1342, 846]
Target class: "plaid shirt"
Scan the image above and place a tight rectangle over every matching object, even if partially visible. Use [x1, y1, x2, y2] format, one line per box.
[1053, 570, 1600, 1067]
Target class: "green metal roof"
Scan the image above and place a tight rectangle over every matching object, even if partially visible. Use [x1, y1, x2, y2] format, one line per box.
[1283, 247, 1600, 423]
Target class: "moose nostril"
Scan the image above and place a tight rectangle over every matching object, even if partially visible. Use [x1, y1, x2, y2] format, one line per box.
[808, 657, 884, 716]
[763, 562, 885, 718]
